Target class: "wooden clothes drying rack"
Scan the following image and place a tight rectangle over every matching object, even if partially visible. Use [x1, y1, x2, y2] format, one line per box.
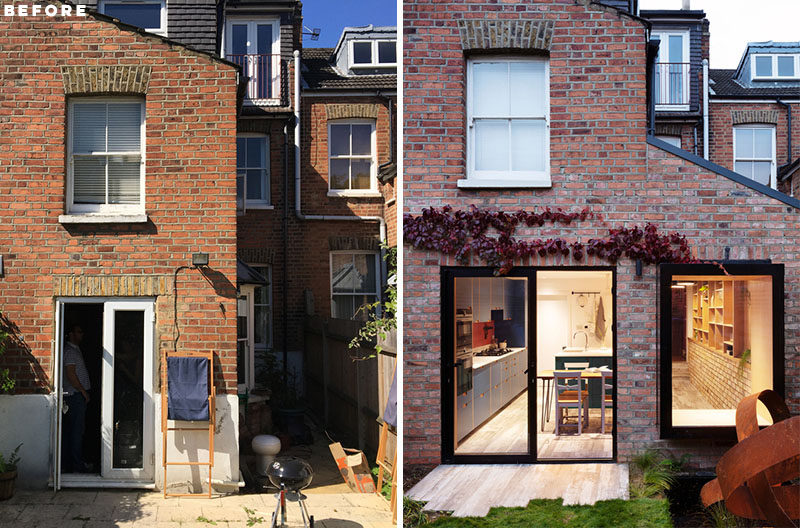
[160, 350, 216, 498]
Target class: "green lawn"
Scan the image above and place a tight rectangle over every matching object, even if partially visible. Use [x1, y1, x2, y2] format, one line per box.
[417, 498, 672, 528]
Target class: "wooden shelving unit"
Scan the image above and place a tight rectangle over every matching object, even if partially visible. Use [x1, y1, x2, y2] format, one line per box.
[690, 280, 745, 357]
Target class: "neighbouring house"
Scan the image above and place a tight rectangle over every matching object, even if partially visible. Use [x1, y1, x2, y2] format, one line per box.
[403, 0, 800, 474]
[708, 42, 800, 196]
[0, 2, 240, 491]
[642, 5, 709, 154]
[299, 25, 398, 453]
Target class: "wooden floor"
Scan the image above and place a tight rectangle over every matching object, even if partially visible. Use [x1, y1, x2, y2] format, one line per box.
[407, 463, 630, 517]
[672, 361, 713, 409]
[456, 388, 612, 459]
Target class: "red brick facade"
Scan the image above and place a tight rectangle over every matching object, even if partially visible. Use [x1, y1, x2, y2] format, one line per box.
[0, 10, 240, 393]
[403, 0, 800, 467]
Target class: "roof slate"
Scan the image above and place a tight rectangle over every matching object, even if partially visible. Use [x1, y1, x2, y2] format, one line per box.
[302, 48, 396, 90]
[710, 69, 800, 98]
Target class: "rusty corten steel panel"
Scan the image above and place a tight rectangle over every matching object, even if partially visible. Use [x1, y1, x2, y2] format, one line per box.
[701, 390, 800, 527]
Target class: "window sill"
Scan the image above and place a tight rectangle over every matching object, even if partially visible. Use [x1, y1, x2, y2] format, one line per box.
[327, 190, 383, 198]
[656, 105, 690, 112]
[237, 204, 274, 211]
[59, 213, 148, 224]
[457, 178, 552, 189]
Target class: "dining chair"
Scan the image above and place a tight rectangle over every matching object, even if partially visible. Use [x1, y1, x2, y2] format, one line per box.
[553, 370, 588, 436]
[600, 369, 613, 434]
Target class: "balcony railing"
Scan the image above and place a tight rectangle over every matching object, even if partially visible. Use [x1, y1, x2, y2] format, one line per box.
[654, 62, 690, 109]
[228, 54, 282, 104]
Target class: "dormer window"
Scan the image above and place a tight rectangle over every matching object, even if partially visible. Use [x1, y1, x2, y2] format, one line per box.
[752, 54, 800, 80]
[98, 0, 166, 36]
[350, 40, 397, 68]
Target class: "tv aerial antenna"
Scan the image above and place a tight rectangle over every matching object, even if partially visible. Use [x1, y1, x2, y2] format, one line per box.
[303, 26, 320, 41]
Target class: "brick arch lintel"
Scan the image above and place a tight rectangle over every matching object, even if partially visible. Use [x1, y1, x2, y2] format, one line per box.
[325, 104, 380, 121]
[731, 110, 780, 126]
[457, 19, 555, 52]
[61, 65, 152, 95]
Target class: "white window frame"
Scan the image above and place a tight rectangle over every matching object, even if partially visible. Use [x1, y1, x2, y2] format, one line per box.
[327, 119, 379, 197]
[652, 30, 690, 112]
[98, 0, 167, 36]
[237, 133, 271, 210]
[733, 124, 776, 190]
[349, 39, 397, 68]
[330, 251, 381, 320]
[66, 97, 146, 216]
[462, 56, 550, 188]
[751, 54, 800, 81]
[223, 18, 281, 105]
[655, 135, 682, 148]
[237, 287, 255, 392]
[251, 264, 273, 351]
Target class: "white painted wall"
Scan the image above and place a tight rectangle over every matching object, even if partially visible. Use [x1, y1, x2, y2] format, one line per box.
[0, 394, 240, 492]
[0, 394, 54, 489]
[157, 394, 241, 493]
[746, 278, 773, 395]
[536, 296, 570, 371]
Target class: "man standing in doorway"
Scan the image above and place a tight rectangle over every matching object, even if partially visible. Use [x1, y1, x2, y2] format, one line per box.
[63, 324, 91, 473]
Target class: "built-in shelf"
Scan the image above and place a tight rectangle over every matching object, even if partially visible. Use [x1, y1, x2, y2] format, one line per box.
[689, 279, 745, 357]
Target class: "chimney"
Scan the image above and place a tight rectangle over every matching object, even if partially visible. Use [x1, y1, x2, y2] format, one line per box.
[682, 0, 691, 9]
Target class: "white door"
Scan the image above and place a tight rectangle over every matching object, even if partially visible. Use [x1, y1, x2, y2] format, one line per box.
[101, 301, 155, 481]
[52, 301, 65, 490]
[653, 31, 689, 108]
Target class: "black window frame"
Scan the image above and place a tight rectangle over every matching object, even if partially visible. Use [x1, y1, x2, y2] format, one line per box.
[659, 262, 784, 440]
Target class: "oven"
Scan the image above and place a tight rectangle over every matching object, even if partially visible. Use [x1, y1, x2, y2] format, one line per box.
[456, 354, 473, 394]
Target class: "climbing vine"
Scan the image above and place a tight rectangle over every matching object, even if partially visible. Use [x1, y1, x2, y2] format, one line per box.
[404, 206, 695, 274]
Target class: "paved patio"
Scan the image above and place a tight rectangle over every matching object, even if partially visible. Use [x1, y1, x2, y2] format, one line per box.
[0, 487, 393, 527]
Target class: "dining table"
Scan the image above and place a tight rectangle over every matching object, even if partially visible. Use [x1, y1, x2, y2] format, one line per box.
[537, 368, 613, 432]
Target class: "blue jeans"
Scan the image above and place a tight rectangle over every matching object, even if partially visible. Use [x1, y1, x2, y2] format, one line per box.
[63, 392, 87, 473]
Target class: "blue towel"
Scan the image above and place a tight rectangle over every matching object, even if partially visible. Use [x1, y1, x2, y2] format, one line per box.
[167, 356, 210, 421]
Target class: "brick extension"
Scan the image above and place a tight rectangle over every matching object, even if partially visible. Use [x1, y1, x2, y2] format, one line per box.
[403, 0, 800, 468]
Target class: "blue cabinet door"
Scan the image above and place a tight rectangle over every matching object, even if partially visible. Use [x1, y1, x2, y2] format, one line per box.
[473, 366, 490, 429]
[457, 390, 473, 440]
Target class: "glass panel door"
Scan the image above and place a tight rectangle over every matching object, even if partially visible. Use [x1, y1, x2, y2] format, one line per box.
[536, 270, 614, 460]
[101, 301, 154, 480]
[451, 275, 529, 457]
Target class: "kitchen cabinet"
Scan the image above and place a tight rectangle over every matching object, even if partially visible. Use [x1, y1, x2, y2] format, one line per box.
[457, 389, 473, 441]
[455, 277, 472, 311]
[477, 278, 491, 322]
[473, 367, 491, 427]
[491, 279, 504, 314]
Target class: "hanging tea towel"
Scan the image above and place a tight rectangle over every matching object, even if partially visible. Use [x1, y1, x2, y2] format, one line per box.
[595, 296, 607, 342]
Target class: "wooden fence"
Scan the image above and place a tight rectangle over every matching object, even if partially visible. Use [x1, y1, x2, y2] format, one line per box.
[303, 316, 396, 456]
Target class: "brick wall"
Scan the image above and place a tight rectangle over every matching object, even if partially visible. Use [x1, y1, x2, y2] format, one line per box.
[234, 95, 393, 361]
[687, 340, 750, 409]
[709, 101, 799, 194]
[0, 8, 239, 393]
[403, 0, 800, 468]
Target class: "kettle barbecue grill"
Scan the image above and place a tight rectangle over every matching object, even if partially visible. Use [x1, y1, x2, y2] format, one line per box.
[267, 457, 314, 528]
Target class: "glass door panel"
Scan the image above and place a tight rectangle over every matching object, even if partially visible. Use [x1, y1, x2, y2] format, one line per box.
[112, 310, 144, 470]
[452, 276, 529, 456]
[101, 301, 154, 481]
[536, 270, 614, 460]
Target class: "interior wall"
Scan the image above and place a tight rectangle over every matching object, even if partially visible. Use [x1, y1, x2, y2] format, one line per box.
[747, 278, 773, 394]
[536, 273, 613, 350]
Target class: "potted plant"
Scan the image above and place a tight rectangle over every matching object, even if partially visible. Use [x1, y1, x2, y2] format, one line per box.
[0, 444, 21, 501]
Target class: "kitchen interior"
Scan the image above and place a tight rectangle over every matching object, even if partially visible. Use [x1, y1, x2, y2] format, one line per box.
[536, 271, 613, 460]
[670, 275, 773, 427]
[452, 270, 614, 460]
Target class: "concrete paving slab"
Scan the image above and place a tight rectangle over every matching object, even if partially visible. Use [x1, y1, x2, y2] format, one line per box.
[1, 486, 392, 527]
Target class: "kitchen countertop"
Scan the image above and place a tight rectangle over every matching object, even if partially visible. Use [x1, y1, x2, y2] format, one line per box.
[473, 347, 525, 369]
